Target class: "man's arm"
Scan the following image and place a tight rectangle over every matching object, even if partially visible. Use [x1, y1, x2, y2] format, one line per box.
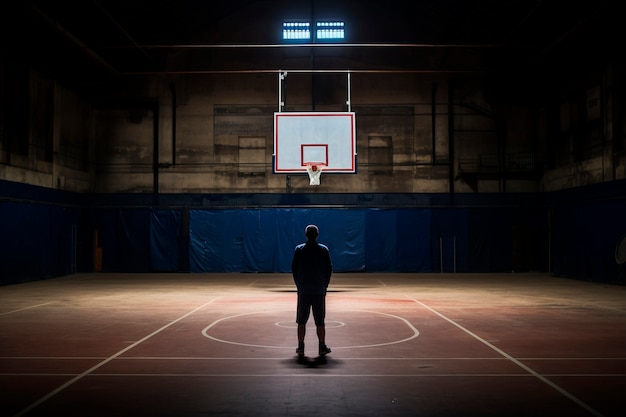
[291, 248, 299, 282]
[324, 249, 332, 286]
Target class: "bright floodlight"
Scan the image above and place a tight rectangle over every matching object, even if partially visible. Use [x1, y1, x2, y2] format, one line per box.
[316, 21, 344, 40]
[283, 22, 310, 40]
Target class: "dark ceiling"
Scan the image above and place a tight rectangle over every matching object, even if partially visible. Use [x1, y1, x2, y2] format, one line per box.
[0, 1, 619, 89]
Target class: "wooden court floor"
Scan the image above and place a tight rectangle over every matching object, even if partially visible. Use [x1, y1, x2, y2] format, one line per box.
[0, 272, 624, 417]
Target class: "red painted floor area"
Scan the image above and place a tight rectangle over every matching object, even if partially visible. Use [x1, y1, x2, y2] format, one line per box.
[0, 273, 624, 417]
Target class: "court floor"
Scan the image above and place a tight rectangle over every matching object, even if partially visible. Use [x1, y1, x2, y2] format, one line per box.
[0, 272, 624, 417]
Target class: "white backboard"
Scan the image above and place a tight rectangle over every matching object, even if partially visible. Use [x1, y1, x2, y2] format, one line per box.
[273, 112, 356, 173]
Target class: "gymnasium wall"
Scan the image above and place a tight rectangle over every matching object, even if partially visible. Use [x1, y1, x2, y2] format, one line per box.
[0, 181, 572, 283]
[4, 178, 621, 285]
[549, 180, 626, 283]
[0, 180, 85, 283]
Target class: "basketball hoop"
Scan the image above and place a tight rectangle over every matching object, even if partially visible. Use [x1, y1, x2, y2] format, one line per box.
[305, 163, 325, 186]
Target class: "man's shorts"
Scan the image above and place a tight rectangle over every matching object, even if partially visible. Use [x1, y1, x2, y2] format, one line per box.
[296, 294, 326, 326]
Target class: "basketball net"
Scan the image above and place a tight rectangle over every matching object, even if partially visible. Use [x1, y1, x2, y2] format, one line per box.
[305, 164, 324, 186]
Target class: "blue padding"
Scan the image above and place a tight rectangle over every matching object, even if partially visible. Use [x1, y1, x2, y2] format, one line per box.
[431, 208, 467, 272]
[6, 177, 626, 283]
[467, 208, 512, 272]
[275, 209, 300, 272]
[552, 200, 626, 282]
[150, 209, 181, 272]
[365, 209, 432, 272]
[0, 202, 78, 284]
[242, 210, 279, 272]
[96, 209, 150, 272]
[189, 208, 366, 273]
[365, 209, 397, 271]
[295, 208, 366, 272]
[280, 208, 366, 272]
[189, 210, 244, 272]
[397, 209, 432, 272]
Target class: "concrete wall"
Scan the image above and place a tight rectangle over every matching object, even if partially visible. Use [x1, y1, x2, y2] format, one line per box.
[1, 64, 624, 194]
[0, 71, 91, 192]
[88, 72, 546, 194]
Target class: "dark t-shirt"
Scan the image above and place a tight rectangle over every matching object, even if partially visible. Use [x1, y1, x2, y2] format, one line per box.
[291, 241, 332, 295]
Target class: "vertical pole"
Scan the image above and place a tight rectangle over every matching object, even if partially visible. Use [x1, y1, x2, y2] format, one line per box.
[431, 83, 437, 165]
[310, 1, 316, 110]
[453, 236, 457, 273]
[94, 229, 102, 272]
[440, 237, 443, 273]
[152, 104, 159, 196]
[347, 72, 351, 112]
[71, 224, 77, 273]
[170, 83, 177, 166]
[278, 71, 283, 112]
[548, 209, 552, 273]
[448, 82, 455, 195]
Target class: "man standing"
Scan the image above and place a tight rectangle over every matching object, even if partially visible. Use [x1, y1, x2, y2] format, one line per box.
[291, 224, 333, 357]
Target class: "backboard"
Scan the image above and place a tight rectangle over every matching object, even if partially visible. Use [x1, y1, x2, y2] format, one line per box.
[273, 112, 356, 174]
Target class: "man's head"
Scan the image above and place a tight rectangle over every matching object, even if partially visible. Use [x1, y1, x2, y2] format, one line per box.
[305, 224, 319, 240]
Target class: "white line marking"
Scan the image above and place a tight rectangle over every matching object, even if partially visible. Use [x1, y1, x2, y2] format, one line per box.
[0, 357, 107, 360]
[12, 297, 221, 417]
[21, 373, 625, 378]
[201, 309, 419, 349]
[3, 372, 624, 378]
[0, 302, 56, 316]
[340, 310, 420, 348]
[406, 295, 606, 417]
[2, 356, 623, 361]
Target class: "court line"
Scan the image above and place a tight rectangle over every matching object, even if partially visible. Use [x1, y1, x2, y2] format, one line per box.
[12, 297, 221, 417]
[201, 309, 419, 349]
[0, 357, 106, 360]
[90, 373, 626, 378]
[4, 371, 624, 377]
[406, 295, 606, 417]
[0, 302, 57, 316]
[2, 356, 624, 361]
[8, 373, 621, 378]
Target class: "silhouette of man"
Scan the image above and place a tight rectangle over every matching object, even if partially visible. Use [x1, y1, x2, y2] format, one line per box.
[291, 224, 333, 357]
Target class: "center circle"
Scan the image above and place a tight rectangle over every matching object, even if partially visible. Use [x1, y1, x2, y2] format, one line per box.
[201, 310, 419, 349]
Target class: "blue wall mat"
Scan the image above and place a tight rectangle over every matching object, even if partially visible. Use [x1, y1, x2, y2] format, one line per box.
[4, 178, 625, 283]
[396, 209, 432, 272]
[95, 209, 150, 272]
[189, 210, 244, 273]
[364, 208, 433, 273]
[150, 209, 181, 272]
[365, 209, 397, 272]
[279, 208, 366, 272]
[307, 208, 366, 273]
[189, 208, 366, 273]
[552, 200, 626, 282]
[242, 209, 279, 272]
[467, 208, 512, 272]
[275, 208, 299, 272]
[0, 202, 78, 284]
[431, 208, 469, 272]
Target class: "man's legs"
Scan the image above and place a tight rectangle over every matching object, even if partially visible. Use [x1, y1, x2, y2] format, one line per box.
[298, 324, 306, 343]
[316, 325, 325, 344]
[313, 296, 331, 356]
[296, 295, 311, 357]
[296, 295, 331, 356]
